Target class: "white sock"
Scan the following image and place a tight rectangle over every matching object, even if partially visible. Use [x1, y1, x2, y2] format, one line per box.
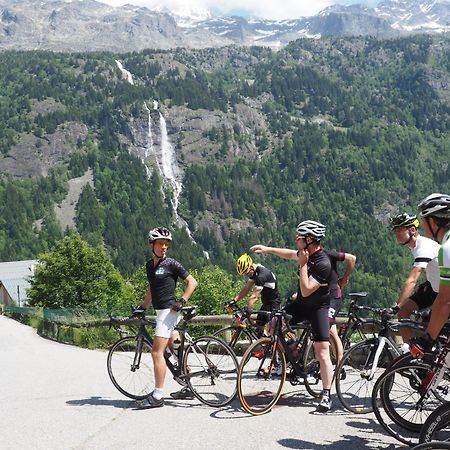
[152, 389, 164, 400]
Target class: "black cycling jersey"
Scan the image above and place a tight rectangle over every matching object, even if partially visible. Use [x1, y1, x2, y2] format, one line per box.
[296, 249, 331, 308]
[326, 250, 345, 300]
[146, 257, 189, 310]
[249, 264, 281, 305]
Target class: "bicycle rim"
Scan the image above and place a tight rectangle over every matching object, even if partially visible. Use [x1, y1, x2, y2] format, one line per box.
[303, 333, 339, 398]
[107, 336, 154, 400]
[183, 336, 238, 407]
[237, 337, 286, 415]
[213, 326, 253, 356]
[336, 339, 394, 414]
[419, 401, 450, 443]
[372, 362, 440, 446]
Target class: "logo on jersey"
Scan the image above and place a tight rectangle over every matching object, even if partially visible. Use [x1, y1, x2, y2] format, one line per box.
[155, 267, 166, 275]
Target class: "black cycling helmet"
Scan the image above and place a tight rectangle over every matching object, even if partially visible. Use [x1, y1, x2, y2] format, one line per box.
[148, 227, 172, 243]
[390, 212, 419, 230]
[418, 193, 450, 218]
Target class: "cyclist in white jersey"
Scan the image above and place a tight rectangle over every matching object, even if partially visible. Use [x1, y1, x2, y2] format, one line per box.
[410, 194, 450, 353]
[390, 212, 440, 345]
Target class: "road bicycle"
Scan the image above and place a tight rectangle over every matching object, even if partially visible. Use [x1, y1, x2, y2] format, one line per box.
[236, 307, 339, 415]
[212, 300, 261, 355]
[107, 306, 238, 407]
[371, 322, 450, 446]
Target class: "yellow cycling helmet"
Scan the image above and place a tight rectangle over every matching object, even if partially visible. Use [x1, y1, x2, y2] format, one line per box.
[236, 253, 253, 275]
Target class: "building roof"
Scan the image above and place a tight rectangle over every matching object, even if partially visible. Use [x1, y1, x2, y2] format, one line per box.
[0, 260, 38, 302]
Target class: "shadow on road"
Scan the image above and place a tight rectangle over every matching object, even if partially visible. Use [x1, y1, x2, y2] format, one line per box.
[66, 396, 131, 408]
[278, 435, 401, 450]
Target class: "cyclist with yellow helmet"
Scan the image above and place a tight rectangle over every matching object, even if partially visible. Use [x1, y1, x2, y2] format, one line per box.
[390, 212, 440, 346]
[235, 253, 281, 335]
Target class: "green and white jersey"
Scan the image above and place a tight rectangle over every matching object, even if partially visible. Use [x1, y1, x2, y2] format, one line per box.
[439, 230, 450, 287]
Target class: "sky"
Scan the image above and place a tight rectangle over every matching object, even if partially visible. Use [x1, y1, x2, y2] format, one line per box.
[98, 0, 381, 21]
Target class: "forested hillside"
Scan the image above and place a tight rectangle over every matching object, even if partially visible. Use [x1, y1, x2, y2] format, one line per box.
[0, 34, 449, 305]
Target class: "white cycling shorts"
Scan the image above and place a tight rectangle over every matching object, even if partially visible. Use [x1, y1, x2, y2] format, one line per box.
[155, 308, 180, 338]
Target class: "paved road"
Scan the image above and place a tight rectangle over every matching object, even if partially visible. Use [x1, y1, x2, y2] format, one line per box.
[0, 315, 405, 450]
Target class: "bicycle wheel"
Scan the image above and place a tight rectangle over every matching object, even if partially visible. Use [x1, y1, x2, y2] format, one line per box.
[372, 362, 443, 446]
[107, 336, 154, 400]
[213, 326, 253, 355]
[411, 443, 450, 450]
[183, 336, 238, 407]
[237, 337, 286, 415]
[336, 338, 395, 413]
[303, 332, 339, 398]
[419, 401, 450, 443]
[342, 319, 381, 350]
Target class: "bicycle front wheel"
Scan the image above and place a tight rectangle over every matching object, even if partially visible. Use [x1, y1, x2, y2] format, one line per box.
[237, 337, 286, 416]
[336, 338, 395, 413]
[107, 336, 154, 400]
[419, 401, 450, 443]
[372, 362, 443, 446]
[183, 336, 238, 407]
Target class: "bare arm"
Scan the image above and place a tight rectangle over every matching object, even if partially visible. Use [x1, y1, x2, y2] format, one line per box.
[396, 266, 423, 307]
[426, 284, 450, 340]
[142, 286, 152, 309]
[181, 274, 198, 302]
[234, 279, 255, 302]
[247, 286, 263, 310]
[251, 244, 297, 260]
[338, 253, 356, 288]
[298, 263, 322, 297]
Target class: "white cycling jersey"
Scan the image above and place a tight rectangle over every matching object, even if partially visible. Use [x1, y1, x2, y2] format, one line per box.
[439, 230, 450, 287]
[410, 235, 440, 292]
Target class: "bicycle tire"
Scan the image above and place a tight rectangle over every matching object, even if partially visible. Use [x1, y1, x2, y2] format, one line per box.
[419, 401, 450, 443]
[411, 443, 450, 450]
[212, 326, 253, 355]
[372, 361, 443, 446]
[303, 331, 340, 398]
[183, 335, 238, 407]
[107, 336, 154, 400]
[336, 338, 396, 413]
[237, 337, 286, 415]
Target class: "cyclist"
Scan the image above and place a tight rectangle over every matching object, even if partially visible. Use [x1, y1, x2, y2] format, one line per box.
[133, 227, 198, 408]
[234, 253, 281, 336]
[390, 212, 440, 347]
[251, 220, 334, 412]
[411, 193, 450, 353]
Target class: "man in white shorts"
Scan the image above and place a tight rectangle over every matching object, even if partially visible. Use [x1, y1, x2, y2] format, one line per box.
[133, 227, 198, 408]
[390, 212, 440, 345]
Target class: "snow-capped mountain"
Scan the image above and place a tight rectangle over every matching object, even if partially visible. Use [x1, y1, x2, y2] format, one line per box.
[0, 0, 449, 52]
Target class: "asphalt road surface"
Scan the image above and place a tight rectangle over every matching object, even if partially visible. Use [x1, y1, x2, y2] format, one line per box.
[0, 315, 405, 450]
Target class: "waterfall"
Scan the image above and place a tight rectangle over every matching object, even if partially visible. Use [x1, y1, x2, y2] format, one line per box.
[115, 60, 134, 85]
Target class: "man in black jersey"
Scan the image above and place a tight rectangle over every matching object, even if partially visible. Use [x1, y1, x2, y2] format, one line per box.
[235, 253, 281, 335]
[251, 220, 334, 412]
[134, 227, 198, 409]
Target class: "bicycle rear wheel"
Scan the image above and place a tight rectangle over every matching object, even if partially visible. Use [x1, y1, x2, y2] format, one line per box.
[336, 338, 395, 413]
[237, 337, 286, 415]
[372, 362, 442, 446]
[183, 336, 238, 407]
[419, 401, 450, 443]
[303, 332, 339, 398]
[107, 336, 154, 400]
[213, 326, 253, 356]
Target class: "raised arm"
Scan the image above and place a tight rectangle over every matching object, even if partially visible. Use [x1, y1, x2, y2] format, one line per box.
[338, 253, 356, 288]
[250, 244, 297, 260]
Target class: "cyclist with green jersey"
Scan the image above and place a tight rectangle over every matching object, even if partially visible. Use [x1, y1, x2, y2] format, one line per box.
[133, 227, 198, 408]
[410, 194, 450, 353]
[251, 220, 334, 412]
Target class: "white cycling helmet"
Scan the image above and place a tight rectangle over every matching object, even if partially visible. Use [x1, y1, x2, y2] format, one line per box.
[296, 220, 326, 240]
[148, 227, 172, 243]
[418, 193, 450, 219]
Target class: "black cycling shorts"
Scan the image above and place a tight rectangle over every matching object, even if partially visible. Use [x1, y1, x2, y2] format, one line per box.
[410, 280, 438, 310]
[256, 300, 281, 325]
[285, 302, 330, 342]
[328, 297, 342, 326]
